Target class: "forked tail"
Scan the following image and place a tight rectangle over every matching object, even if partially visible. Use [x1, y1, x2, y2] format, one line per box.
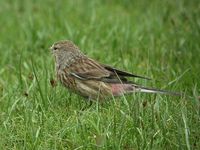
[111, 83, 181, 96]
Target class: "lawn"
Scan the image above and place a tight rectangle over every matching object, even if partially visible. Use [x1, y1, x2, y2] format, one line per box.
[0, 0, 199, 149]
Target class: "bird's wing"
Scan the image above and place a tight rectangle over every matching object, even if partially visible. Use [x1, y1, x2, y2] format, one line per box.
[68, 58, 150, 83]
[68, 58, 130, 83]
[103, 65, 151, 80]
[68, 58, 110, 79]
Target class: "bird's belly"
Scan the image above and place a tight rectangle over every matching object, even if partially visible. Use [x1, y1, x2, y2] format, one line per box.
[58, 73, 76, 89]
[57, 70, 112, 100]
[75, 80, 112, 100]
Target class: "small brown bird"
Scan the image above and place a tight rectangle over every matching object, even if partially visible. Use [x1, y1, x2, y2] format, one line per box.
[51, 40, 179, 100]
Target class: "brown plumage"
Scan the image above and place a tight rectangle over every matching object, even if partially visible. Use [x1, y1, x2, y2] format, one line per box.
[51, 40, 180, 100]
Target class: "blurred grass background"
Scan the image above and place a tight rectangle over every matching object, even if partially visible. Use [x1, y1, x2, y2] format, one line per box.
[0, 0, 200, 149]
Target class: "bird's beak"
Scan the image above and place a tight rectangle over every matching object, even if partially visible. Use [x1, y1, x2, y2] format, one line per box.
[49, 44, 54, 51]
[49, 45, 55, 55]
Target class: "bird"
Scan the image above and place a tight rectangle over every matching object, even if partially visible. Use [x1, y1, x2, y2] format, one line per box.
[50, 40, 180, 100]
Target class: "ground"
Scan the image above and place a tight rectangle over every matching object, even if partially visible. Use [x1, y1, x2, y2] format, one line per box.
[0, 0, 199, 149]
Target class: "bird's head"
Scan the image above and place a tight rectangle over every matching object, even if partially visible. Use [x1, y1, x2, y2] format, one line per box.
[50, 40, 79, 54]
[50, 40, 83, 67]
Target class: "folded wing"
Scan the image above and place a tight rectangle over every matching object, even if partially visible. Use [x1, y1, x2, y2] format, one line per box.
[68, 58, 149, 83]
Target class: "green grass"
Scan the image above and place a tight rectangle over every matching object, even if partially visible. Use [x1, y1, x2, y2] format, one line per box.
[0, 0, 200, 149]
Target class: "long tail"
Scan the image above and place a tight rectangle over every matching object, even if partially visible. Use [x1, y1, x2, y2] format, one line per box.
[111, 83, 181, 96]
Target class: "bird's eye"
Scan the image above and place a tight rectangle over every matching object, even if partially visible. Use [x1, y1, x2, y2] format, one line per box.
[53, 47, 58, 50]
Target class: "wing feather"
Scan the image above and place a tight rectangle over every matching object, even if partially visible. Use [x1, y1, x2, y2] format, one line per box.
[104, 65, 151, 80]
[67, 58, 146, 84]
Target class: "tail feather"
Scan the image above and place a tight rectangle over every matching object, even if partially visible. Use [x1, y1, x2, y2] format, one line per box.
[111, 83, 181, 96]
